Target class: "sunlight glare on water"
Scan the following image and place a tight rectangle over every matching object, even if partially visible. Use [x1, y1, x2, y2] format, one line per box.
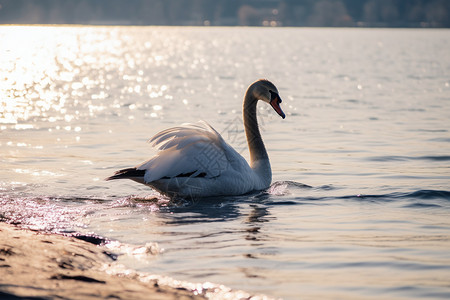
[1, 26, 450, 300]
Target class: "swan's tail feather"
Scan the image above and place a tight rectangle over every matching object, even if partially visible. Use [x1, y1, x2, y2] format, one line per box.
[105, 168, 146, 181]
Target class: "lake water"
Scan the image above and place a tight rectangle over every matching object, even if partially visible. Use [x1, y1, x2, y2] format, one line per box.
[1, 26, 450, 299]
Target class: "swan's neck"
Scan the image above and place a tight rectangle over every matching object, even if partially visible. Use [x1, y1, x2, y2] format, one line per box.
[243, 88, 271, 185]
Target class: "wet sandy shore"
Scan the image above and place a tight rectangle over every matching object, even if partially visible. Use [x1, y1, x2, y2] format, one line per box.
[0, 222, 270, 300]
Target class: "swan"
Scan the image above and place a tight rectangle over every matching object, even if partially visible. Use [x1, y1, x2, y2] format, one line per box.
[106, 79, 285, 198]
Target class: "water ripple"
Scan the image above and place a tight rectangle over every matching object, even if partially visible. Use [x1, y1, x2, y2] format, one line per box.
[367, 155, 450, 162]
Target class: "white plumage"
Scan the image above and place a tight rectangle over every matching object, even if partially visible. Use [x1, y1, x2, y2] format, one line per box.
[107, 79, 285, 198]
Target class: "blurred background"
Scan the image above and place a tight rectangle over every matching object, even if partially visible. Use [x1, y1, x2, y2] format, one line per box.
[0, 0, 449, 27]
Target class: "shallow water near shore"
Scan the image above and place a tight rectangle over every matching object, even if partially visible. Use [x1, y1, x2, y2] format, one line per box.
[1, 26, 450, 299]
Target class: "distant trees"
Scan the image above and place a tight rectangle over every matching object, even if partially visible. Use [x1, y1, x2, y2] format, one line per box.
[0, 0, 448, 27]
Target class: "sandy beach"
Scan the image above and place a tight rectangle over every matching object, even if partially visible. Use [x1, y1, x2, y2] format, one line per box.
[0, 222, 269, 300]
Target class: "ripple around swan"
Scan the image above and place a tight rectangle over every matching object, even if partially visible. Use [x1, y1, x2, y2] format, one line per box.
[2, 186, 449, 231]
[264, 181, 450, 206]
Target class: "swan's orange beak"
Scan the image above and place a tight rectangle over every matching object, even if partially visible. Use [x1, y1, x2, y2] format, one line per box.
[270, 92, 285, 119]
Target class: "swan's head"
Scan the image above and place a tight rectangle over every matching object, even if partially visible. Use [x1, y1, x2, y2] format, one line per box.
[253, 79, 285, 119]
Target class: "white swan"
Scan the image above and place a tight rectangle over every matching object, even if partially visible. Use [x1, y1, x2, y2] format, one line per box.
[106, 79, 285, 198]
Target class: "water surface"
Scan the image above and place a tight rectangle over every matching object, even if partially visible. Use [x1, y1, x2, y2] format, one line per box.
[1, 26, 450, 299]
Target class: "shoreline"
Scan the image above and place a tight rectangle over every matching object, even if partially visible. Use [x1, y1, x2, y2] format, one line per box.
[0, 222, 271, 300]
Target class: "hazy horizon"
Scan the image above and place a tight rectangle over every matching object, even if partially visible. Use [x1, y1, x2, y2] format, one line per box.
[0, 0, 449, 28]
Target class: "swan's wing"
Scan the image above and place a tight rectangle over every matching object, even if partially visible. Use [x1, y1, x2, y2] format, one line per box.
[138, 121, 247, 183]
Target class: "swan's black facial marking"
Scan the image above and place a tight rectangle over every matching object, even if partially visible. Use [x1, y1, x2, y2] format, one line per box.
[269, 90, 285, 119]
[269, 90, 281, 103]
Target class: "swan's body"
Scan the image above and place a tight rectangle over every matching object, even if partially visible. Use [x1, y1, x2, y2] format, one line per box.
[106, 79, 285, 198]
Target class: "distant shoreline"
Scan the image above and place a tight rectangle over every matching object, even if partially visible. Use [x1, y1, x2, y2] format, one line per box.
[1, 0, 449, 28]
[1, 24, 449, 29]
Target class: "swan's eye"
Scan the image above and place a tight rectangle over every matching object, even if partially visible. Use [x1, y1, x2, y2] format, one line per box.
[269, 90, 280, 102]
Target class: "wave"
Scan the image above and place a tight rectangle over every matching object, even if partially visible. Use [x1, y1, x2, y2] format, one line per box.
[331, 189, 449, 200]
[288, 189, 450, 211]
[263, 182, 450, 209]
[1, 184, 448, 234]
[406, 189, 450, 200]
[367, 155, 450, 162]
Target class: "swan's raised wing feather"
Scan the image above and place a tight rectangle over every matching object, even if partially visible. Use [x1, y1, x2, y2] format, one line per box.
[138, 121, 240, 183]
[150, 122, 213, 148]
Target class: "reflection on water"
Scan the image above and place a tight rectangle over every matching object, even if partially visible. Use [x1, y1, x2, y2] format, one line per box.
[84, 184, 450, 300]
[1, 26, 450, 299]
